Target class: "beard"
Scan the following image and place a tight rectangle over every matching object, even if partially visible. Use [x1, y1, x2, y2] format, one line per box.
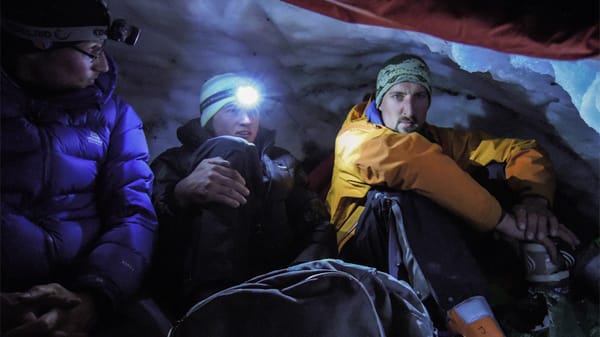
[393, 117, 421, 133]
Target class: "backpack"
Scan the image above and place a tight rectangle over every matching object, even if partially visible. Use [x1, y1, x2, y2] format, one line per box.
[168, 259, 435, 337]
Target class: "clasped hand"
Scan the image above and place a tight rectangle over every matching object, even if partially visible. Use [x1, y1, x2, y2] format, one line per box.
[174, 157, 250, 208]
[1, 283, 97, 337]
[495, 197, 580, 263]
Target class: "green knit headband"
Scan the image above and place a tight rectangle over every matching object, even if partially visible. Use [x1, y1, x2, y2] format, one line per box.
[375, 56, 432, 108]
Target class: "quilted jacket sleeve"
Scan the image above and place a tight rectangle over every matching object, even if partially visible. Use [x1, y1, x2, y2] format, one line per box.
[76, 97, 158, 308]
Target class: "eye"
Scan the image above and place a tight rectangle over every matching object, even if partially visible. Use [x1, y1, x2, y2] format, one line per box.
[227, 108, 240, 114]
[416, 92, 428, 99]
[391, 93, 405, 101]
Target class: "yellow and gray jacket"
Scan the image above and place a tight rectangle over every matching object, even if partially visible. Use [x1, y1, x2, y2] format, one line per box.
[326, 101, 555, 249]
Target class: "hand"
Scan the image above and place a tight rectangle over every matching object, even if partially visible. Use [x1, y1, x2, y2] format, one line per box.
[174, 157, 250, 208]
[51, 292, 97, 337]
[2, 283, 91, 337]
[495, 212, 563, 262]
[1, 291, 38, 336]
[495, 210, 575, 264]
[513, 197, 580, 249]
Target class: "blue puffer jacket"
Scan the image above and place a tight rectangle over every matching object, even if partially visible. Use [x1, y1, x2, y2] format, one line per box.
[0, 54, 158, 309]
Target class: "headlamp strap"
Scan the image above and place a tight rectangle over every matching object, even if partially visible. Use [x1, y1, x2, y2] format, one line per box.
[3, 20, 108, 45]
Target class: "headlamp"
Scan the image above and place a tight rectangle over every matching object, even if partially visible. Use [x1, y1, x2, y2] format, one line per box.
[235, 85, 260, 108]
[106, 19, 140, 45]
[200, 83, 262, 112]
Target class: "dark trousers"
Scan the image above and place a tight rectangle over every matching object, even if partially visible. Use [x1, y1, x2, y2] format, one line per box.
[340, 165, 517, 322]
[340, 190, 489, 312]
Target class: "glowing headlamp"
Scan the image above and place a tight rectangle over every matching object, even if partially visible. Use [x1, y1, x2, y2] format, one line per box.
[200, 83, 262, 112]
[235, 85, 260, 108]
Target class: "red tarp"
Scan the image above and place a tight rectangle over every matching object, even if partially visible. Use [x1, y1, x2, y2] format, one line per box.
[282, 0, 599, 60]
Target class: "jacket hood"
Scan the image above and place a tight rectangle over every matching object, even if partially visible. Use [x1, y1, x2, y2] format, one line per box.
[176, 117, 276, 153]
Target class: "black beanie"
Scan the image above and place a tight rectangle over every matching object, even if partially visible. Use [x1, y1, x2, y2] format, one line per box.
[1, 0, 111, 50]
[2, 0, 110, 28]
[3, 0, 140, 49]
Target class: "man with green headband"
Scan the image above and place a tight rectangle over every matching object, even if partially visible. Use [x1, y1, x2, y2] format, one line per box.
[326, 54, 580, 337]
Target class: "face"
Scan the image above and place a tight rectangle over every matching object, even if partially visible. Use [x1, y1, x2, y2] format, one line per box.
[24, 40, 109, 90]
[379, 82, 430, 134]
[211, 103, 260, 143]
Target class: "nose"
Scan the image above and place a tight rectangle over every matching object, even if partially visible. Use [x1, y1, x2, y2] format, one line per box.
[93, 52, 109, 73]
[401, 96, 418, 117]
[237, 110, 253, 124]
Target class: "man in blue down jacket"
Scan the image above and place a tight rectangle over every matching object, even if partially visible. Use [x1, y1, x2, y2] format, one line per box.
[1, 1, 157, 336]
